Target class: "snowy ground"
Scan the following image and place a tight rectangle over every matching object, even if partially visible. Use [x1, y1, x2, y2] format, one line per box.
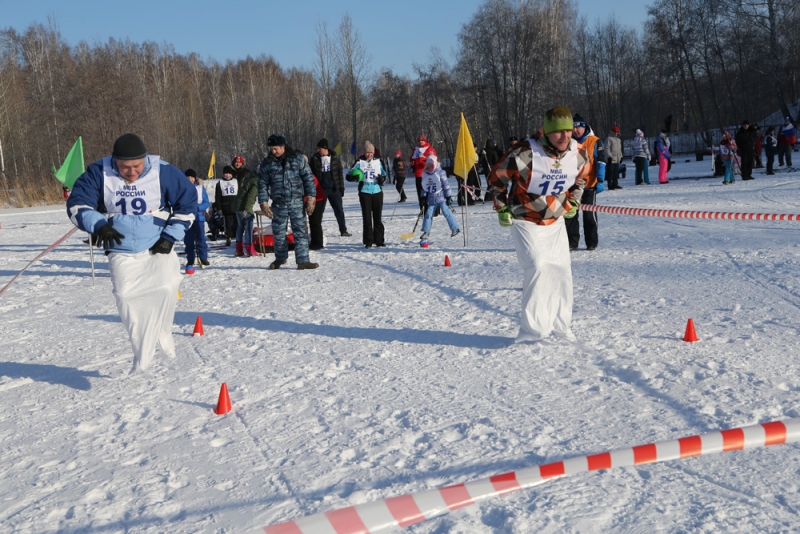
[3, 158, 800, 533]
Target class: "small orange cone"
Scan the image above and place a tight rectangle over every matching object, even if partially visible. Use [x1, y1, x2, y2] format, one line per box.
[214, 383, 231, 415]
[444, 255, 452, 267]
[177, 290, 183, 299]
[683, 318, 699, 342]
[192, 316, 204, 337]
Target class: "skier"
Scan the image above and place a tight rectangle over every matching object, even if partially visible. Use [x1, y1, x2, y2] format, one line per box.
[419, 155, 460, 241]
[66, 133, 196, 373]
[487, 107, 590, 343]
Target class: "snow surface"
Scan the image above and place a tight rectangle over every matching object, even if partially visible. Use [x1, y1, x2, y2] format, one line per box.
[3, 159, 800, 533]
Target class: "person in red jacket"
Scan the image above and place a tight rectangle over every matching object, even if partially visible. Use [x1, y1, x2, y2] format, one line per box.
[410, 136, 437, 212]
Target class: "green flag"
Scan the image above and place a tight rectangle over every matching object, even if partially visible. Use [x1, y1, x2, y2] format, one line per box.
[53, 137, 85, 190]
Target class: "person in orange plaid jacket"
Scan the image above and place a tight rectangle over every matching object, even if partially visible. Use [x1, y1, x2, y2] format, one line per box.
[487, 106, 591, 343]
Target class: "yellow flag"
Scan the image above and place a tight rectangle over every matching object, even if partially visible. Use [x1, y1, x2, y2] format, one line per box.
[208, 151, 216, 178]
[454, 113, 477, 180]
[333, 142, 342, 155]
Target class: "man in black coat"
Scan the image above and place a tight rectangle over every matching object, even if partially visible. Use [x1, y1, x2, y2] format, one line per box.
[308, 138, 351, 237]
[735, 120, 757, 180]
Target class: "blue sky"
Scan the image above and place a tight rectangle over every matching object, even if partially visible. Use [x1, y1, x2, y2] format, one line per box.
[2, 0, 649, 76]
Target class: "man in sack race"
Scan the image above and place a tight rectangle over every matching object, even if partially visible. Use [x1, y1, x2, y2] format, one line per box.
[487, 107, 590, 344]
[257, 134, 319, 270]
[66, 133, 196, 373]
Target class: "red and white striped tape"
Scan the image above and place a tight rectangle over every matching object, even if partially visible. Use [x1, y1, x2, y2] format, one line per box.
[580, 204, 800, 221]
[0, 226, 78, 298]
[254, 418, 800, 534]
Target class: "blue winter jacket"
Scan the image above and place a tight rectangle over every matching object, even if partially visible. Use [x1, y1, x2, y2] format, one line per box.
[420, 167, 452, 205]
[257, 146, 316, 207]
[195, 185, 210, 222]
[67, 156, 197, 253]
[352, 156, 386, 195]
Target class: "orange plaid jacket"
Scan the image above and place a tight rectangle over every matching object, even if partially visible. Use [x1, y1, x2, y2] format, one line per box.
[488, 137, 590, 225]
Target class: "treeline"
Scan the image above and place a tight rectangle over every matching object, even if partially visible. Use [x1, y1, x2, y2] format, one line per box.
[1, 0, 799, 206]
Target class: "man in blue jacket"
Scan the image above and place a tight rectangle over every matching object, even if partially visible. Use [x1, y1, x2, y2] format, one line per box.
[257, 134, 319, 270]
[66, 133, 197, 374]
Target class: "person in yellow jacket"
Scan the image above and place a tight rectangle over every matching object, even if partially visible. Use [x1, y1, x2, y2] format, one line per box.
[565, 113, 605, 251]
[487, 106, 591, 343]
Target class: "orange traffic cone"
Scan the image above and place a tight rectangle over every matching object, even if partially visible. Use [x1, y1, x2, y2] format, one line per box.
[177, 290, 183, 299]
[192, 316, 204, 337]
[444, 255, 452, 267]
[683, 318, 699, 342]
[214, 383, 231, 415]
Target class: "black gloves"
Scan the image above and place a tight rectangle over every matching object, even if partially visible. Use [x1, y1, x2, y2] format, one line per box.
[339, 188, 345, 197]
[94, 224, 125, 249]
[377, 175, 386, 186]
[149, 237, 174, 255]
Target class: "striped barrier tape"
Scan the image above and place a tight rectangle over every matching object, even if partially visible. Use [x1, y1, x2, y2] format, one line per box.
[0, 226, 78, 298]
[580, 204, 800, 221]
[254, 418, 800, 534]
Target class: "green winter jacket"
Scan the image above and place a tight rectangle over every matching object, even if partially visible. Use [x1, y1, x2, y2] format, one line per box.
[234, 173, 258, 215]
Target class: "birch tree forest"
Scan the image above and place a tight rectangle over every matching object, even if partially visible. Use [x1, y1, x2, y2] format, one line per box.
[2, 0, 800, 205]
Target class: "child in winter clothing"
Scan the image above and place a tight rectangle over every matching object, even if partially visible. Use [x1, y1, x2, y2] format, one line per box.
[719, 132, 737, 184]
[214, 165, 239, 246]
[234, 170, 259, 257]
[419, 155, 460, 240]
[184, 169, 210, 266]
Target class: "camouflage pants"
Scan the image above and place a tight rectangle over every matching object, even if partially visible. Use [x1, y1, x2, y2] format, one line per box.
[272, 203, 309, 264]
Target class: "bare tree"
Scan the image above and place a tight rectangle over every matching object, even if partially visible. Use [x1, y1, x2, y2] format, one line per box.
[333, 14, 372, 156]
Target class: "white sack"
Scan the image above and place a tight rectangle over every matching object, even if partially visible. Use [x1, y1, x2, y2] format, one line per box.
[109, 250, 182, 373]
[510, 218, 575, 342]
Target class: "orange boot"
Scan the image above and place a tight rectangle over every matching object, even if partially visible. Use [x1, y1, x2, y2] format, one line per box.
[247, 243, 258, 257]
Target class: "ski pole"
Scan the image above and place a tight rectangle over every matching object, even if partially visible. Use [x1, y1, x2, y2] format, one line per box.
[88, 233, 96, 287]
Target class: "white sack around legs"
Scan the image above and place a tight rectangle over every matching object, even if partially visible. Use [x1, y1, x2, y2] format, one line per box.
[510, 218, 574, 342]
[109, 250, 182, 373]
